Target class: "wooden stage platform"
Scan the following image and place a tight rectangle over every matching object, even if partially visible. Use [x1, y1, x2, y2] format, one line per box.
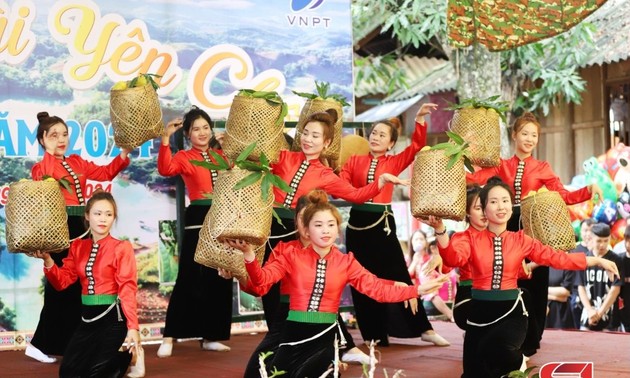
[3, 321, 629, 377]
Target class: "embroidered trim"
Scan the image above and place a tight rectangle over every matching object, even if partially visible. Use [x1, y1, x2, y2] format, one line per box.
[514, 160, 525, 204]
[365, 158, 378, 203]
[283, 160, 310, 208]
[491, 237, 503, 290]
[61, 161, 85, 205]
[200, 151, 218, 188]
[85, 243, 99, 295]
[308, 258, 327, 312]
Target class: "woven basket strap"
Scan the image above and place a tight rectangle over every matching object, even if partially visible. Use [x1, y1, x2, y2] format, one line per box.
[61, 161, 85, 205]
[514, 160, 525, 204]
[200, 151, 218, 188]
[283, 160, 311, 208]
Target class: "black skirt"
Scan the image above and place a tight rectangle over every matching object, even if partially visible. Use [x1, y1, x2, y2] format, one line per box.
[463, 295, 528, 378]
[162, 204, 233, 340]
[453, 283, 472, 331]
[60, 303, 132, 378]
[30, 214, 85, 356]
[346, 208, 432, 344]
[268, 320, 339, 378]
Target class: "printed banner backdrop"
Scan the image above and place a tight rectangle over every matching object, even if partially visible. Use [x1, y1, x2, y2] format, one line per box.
[0, 0, 353, 349]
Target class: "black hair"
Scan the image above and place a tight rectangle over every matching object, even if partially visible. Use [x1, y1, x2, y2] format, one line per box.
[479, 176, 514, 210]
[591, 223, 611, 238]
[36, 112, 67, 148]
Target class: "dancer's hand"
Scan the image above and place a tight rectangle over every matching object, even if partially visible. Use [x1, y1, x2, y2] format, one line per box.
[417, 274, 449, 296]
[415, 103, 438, 124]
[394, 281, 418, 315]
[217, 268, 234, 280]
[162, 118, 184, 145]
[29, 250, 54, 268]
[423, 254, 443, 275]
[378, 173, 410, 189]
[125, 329, 141, 352]
[225, 239, 256, 262]
[588, 183, 603, 204]
[587, 256, 620, 280]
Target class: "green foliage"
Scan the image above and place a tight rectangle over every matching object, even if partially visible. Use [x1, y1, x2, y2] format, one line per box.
[237, 90, 288, 128]
[502, 366, 539, 378]
[292, 80, 350, 107]
[445, 95, 510, 123]
[502, 22, 596, 115]
[0, 298, 17, 331]
[129, 73, 162, 91]
[431, 131, 474, 172]
[42, 175, 74, 194]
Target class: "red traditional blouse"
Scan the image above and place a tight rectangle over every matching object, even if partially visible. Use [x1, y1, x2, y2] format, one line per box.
[245, 245, 418, 314]
[240, 239, 302, 297]
[466, 155, 590, 205]
[157, 145, 225, 201]
[44, 235, 139, 330]
[271, 150, 381, 208]
[438, 229, 587, 291]
[31, 152, 130, 206]
[339, 121, 427, 204]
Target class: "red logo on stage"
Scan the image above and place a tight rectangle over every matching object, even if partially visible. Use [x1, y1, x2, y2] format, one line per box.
[539, 362, 594, 378]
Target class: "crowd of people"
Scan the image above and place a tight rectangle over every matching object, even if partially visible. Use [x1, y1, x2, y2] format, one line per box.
[19, 106, 628, 378]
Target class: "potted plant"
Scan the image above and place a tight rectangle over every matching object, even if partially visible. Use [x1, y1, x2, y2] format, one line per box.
[447, 94, 509, 167]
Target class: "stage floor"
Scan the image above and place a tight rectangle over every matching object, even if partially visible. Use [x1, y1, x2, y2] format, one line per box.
[3, 321, 629, 377]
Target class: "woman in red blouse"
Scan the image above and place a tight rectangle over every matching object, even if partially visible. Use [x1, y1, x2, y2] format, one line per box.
[261, 109, 406, 333]
[156, 106, 232, 357]
[27, 112, 131, 363]
[466, 112, 603, 356]
[33, 190, 140, 377]
[228, 190, 446, 377]
[437, 177, 618, 378]
[339, 104, 451, 346]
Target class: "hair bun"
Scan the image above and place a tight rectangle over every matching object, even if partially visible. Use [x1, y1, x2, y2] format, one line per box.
[37, 112, 50, 122]
[520, 112, 538, 122]
[325, 108, 338, 124]
[306, 189, 329, 205]
[388, 117, 401, 130]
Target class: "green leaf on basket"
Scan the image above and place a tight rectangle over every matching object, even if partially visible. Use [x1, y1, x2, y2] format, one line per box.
[190, 159, 226, 171]
[446, 131, 465, 145]
[236, 142, 258, 163]
[233, 171, 262, 191]
[291, 90, 318, 99]
[269, 174, 293, 194]
[464, 157, 475, 173]
[202, 193, 214, 200]
[271, 208, 286, 230]
[275, 102, 288, 128]
[58, 177, 73, 194]
[261, 175, 272, 202]
[206, 150, 230, 169]
[237, 160, 265, 172]
[259, 151, 270, 170]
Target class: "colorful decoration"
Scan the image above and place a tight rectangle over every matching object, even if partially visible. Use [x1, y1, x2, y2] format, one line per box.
[611, 218, 628, 246]
[567, 200, 593, 222]
[592, 199, 617, 225]
[447, 0, 607, 51]
[583, 156, 617, 203]
[617, 186, 630, 219]
[614, 145, 630, 193]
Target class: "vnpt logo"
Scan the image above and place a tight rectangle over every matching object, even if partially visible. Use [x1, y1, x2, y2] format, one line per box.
[287, 0, 330, 27]
[291, 0, 325, 12]
[539, 362, 594, 378]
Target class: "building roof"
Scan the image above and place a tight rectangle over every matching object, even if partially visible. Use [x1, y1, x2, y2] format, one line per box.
[580, 0, 630, 67]
[383, 56, 457, 102]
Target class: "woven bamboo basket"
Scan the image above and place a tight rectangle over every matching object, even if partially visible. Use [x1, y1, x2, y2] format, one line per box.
[194, 226, 265, 280]
[206, 168, 273, 245]
[110, 83, 164, 149]
[222, 95, 286, 163]
[291, 98, 343, 161]
[5, 180, 69, 253]
[450, 107, 501, 167]
[410, 149, 466, 221]
[521, 191, 576, 251]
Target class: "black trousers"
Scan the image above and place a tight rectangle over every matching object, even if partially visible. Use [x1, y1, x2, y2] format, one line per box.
[30, 215, 85, 356]
[60, 304, 132, 378]
[453, 284, 472, 331]
[347, 209, 431, 344]
[163, 204, 233, 340]
[463, 297, 528, 378]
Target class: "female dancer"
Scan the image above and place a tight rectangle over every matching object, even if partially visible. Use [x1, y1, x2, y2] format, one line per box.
[28, 111, 131, 363]
[340, 103, 449, 346]
[232, 194, 370, 377]
[426, 185, 487, 330]
[32, 190, 140, 377]
[262, 109, 407, 334]
[437, 177, 619, 378]
[156, 106, 232, 357]
[228, 190, 447, 377]
[466, 112, 603, 355]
